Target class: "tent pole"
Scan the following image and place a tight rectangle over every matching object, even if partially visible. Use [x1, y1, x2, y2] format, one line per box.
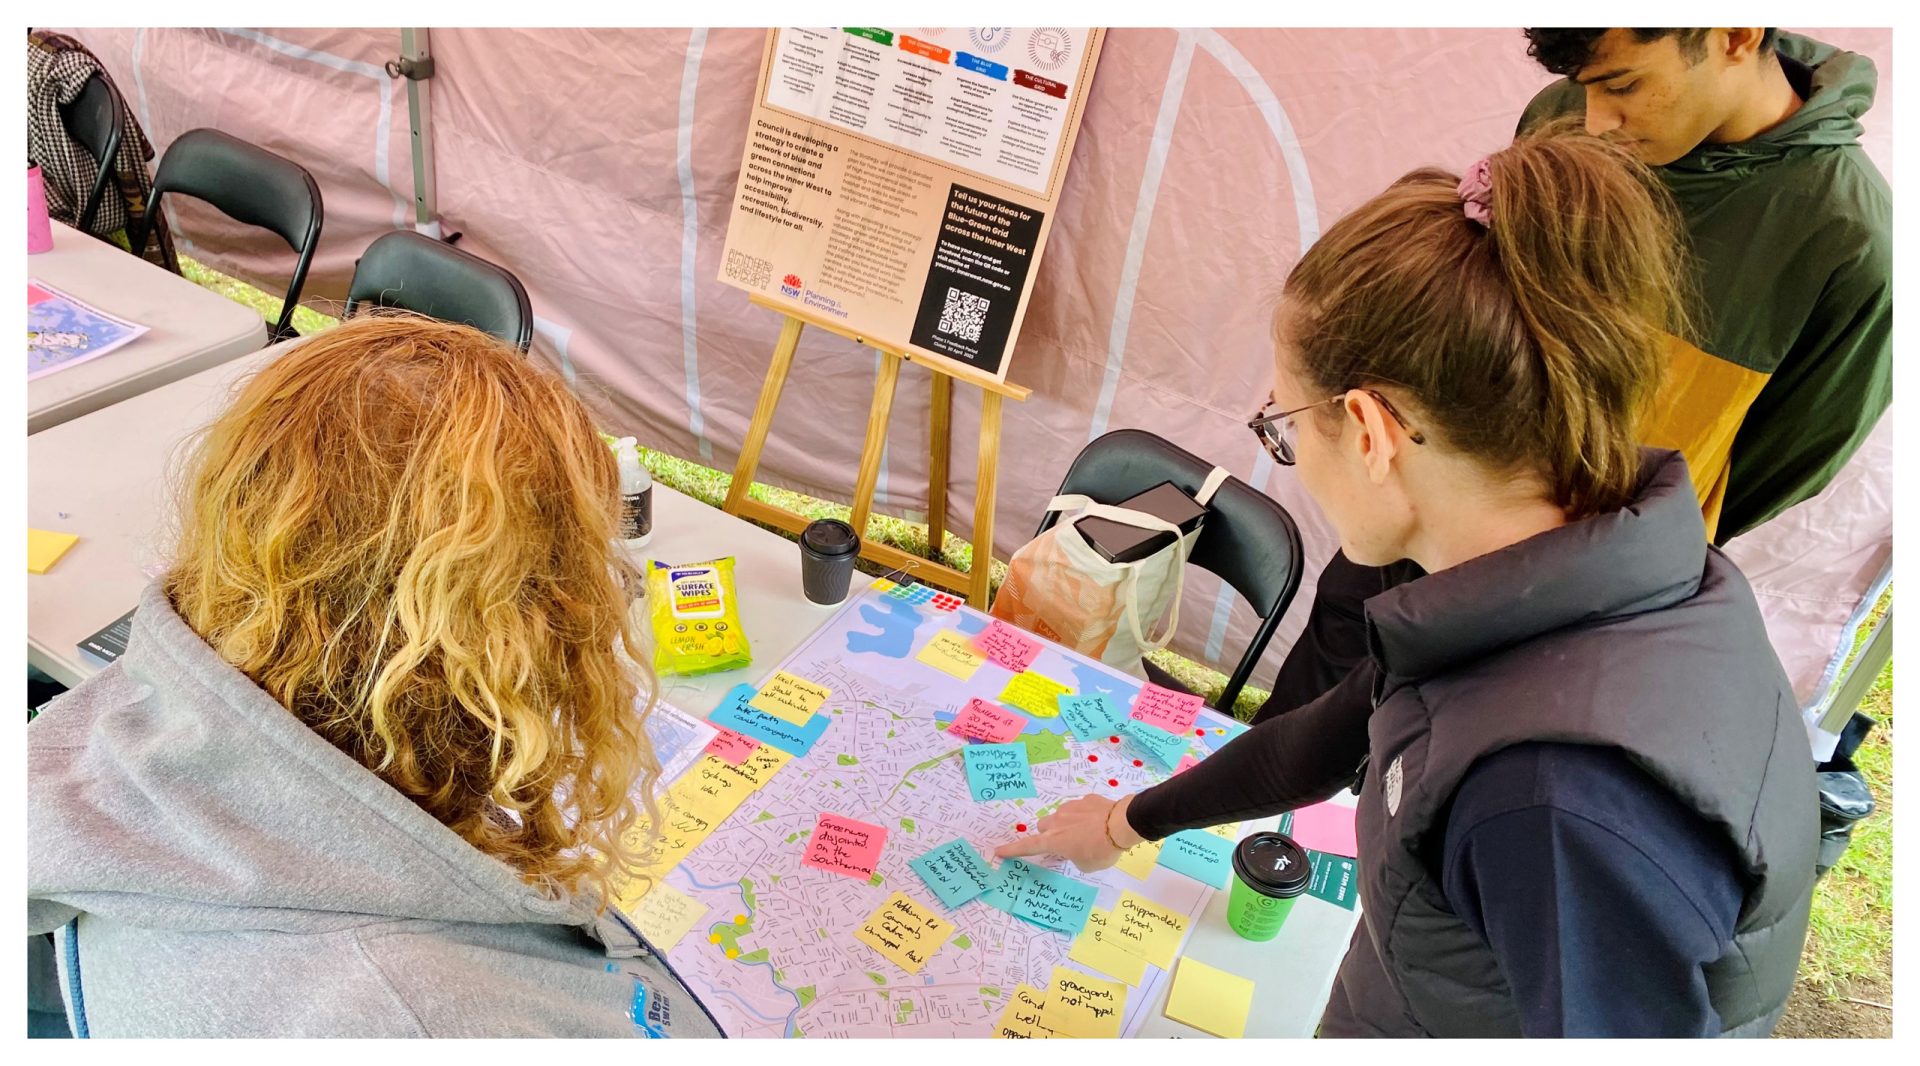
[398, 28, 439, 238]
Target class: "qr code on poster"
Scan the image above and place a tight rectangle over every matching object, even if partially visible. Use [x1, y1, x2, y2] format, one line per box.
[937, 287, 990, 344]
[724, 249, 771, 290]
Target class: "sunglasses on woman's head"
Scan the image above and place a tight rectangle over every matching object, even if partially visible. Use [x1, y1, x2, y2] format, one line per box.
[1247, 390, 1426, 466]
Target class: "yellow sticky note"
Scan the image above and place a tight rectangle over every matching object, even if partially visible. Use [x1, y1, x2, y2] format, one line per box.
[619, 880, 709, 951]
[1163, 957, 1255, 1039]
[1039, 965, 1127, 1038]
[998, 671, 1070, 719]
[853, 891, 954, 974]
[1205, 822, 1240, 840]
[1111, 891, 1191, 969]
[917, 630, 987, 681]
[619, 782, 726, 885]
[28, 529, 79, 574]
[1114, 840, 1163, 881]
[748, 671, 832, 725]
[674, 757, 758, 822]
[1069, 909, 1148, 985]
[993, 983, 1057, 1039]
[707, 745, 794, 791]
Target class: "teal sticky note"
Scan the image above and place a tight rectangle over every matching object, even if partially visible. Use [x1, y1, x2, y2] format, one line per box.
[1305, 849, 1359, 910]
[1120, 717, 1191, 769]
[988, 858, 1096, 935]
[1057, 692, 1123, 743]
[1157, 829, 1235, 888]
[909, 839, 996, 908]
[962, 742, 1037, 802]
[981, 859, 1054, 929]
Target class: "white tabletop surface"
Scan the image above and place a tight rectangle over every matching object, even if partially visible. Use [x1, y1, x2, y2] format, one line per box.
[28, 221, 268, 435]
[27, 331, 1357, 1036]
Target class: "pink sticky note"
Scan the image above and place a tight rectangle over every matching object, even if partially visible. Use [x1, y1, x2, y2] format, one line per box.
[1172, 755, 1201, 776]
[948, 698, 1029, 743]
[802, 814, 889, 880]
[27, 284, 52, 305]
[1128, 683, 1204, 734]
[972, 619, 1041, 672]
[703, 727, 759, 766]
[1288, 802, 1359, 858]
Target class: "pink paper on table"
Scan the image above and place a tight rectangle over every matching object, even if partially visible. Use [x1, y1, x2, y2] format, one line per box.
[703, 727, 759, 766]
[1129, 682, 1204, 734]
[1172, 755, 1201, 776]
[801, 814, 889, 880]
[948, 698, 1029, 743]
[972, 619, 1041, 672]
[1289, 802, 1359, 858]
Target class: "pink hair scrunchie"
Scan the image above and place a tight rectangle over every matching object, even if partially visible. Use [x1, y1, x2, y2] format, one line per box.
[1457, 157, 1494, 226]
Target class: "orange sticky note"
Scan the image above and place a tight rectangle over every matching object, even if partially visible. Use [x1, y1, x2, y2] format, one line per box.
[28, 529, 79, 574]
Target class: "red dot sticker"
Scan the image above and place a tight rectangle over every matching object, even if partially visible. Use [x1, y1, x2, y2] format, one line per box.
[1107, 779, 1119, 787]
[1195, 729, 1205, 737]
[1132, 759, 1144, 767]
[1016, 823, 1028, 833]
[1109, 736, 1121, 744]
[1088, 754, 1099, 763]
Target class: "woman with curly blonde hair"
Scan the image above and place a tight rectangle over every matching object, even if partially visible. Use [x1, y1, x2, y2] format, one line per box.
[28, 314, 720, 1037]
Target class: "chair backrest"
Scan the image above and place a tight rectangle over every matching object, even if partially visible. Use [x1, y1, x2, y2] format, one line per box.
[344, 230, 535, 352]
[133, 128, 324, 341]
[1036, 428, 1305, 710]
[57, 73, 123, 233]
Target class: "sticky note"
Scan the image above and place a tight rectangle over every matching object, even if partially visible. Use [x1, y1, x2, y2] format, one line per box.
[1120, 718, 1190, 769]
[1129, 682, 1204, 734]
[908, 839, 996, 908]
[673, 757, 759, 822]
[947, 697, 1029, 743]
[917, 630, 987, 680]
[1070, 909, 1148, 985]
[709, 684, 832, 756]
[1113, 839, 1163, 881]
[1110, 890, 1191, 968]
[1164, 958, 1255, 1038]
[989, 858, 1098, 935]
[1157, 829, 1235, 888]
[1172, 754, 1201, 776]
[618, 786, 727, 888]
[962, 743, 1037, 802]
[801, 813, 888, 880]
[702, 727, 759, 766]
[993, 983, 1057, 1039]
[1306, 849, 1359, 910]
[1287, 801, 1360, 858]
[998, 671, 1071, 719]
[1057, 693, 1124, 743]
[1205, 822, 1240, 840]
[748, 671, 831, 725]
[618, 880, 709, 951]
[854, 891, 955, 974]
[705, 744, 794, 791]
[1040, 965, 1127, 1038]
[973, 619, 1042, 672]
[28, 529, 79, 574]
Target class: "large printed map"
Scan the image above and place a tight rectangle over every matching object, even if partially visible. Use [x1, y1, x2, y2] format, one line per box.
[648, 582, 1249, 1037]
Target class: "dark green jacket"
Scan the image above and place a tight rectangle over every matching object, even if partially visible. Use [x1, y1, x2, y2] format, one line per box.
[1520, 33, 1891, 543]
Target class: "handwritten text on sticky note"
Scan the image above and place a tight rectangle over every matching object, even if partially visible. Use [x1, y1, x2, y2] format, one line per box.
[917, 630, 987, 680]
[854, 891, 955, 974]
[801, 813, 888, 880]
[1129, 682, 1204, 734]
[702, 727, 760, 766]
[973, 619, 1042, 672]
[948, 698, 1029, 743]
[748, 671, 832, 725]
[998, 671, 1071, 719]
[909, 838, 996, 908]
[963, 743, 1038, 802]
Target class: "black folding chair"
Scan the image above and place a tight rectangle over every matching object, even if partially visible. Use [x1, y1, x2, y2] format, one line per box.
[58, 73, 123, 234]
[344, 230, 534, 352]
[130, 128, 324, 343]
[1034, 429, 1306, 712]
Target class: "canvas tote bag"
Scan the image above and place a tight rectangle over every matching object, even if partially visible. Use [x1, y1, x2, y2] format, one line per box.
[989, 468, 1230, 675]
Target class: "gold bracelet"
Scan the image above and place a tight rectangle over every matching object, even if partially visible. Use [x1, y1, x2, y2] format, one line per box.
[1102, 801, 1129, 851]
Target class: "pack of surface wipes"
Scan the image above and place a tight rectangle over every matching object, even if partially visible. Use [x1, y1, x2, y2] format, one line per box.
[648, 557, 751, 676]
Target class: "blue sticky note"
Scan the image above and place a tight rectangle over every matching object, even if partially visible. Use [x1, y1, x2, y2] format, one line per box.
[962, 743, 1037, 802]
[908, 839, 996, 908]
[707, 683, 832, 757]
[1120, 717, 1191, 769]
[987, 858, 1097, 935]
[1057, 693, 1123, 743]
[979, 861, 1056, 929]
[1157, 829, 1236, 888]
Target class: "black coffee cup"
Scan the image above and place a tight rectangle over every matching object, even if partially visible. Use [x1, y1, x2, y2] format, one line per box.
[799, 519, 860, 605]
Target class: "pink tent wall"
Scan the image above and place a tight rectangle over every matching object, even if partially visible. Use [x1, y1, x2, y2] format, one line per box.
[61, 27, 1893, 719]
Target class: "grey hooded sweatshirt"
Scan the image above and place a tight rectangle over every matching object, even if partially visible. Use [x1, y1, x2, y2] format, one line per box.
[27, 582, 722, 1038]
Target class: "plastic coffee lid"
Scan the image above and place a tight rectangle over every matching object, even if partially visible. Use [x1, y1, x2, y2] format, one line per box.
[800, 519, 860, 557]
[1232, 832, 1312, 898]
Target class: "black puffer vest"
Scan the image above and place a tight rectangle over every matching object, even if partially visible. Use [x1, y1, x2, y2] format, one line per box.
[1319, 450, 1817, 1037]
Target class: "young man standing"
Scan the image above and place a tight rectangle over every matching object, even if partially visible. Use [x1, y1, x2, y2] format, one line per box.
[1255, 28, 1891, 725]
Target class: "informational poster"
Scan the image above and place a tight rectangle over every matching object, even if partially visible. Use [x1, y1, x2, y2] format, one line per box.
[719, 28, 1104, 381]
[27, 281, 148, 380]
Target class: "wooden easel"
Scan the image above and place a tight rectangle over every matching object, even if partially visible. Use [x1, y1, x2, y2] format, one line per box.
[723, 294, 1031, 609]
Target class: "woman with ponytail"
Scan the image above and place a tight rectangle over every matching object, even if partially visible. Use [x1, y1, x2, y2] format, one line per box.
[998, 131, 1817, 1037]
